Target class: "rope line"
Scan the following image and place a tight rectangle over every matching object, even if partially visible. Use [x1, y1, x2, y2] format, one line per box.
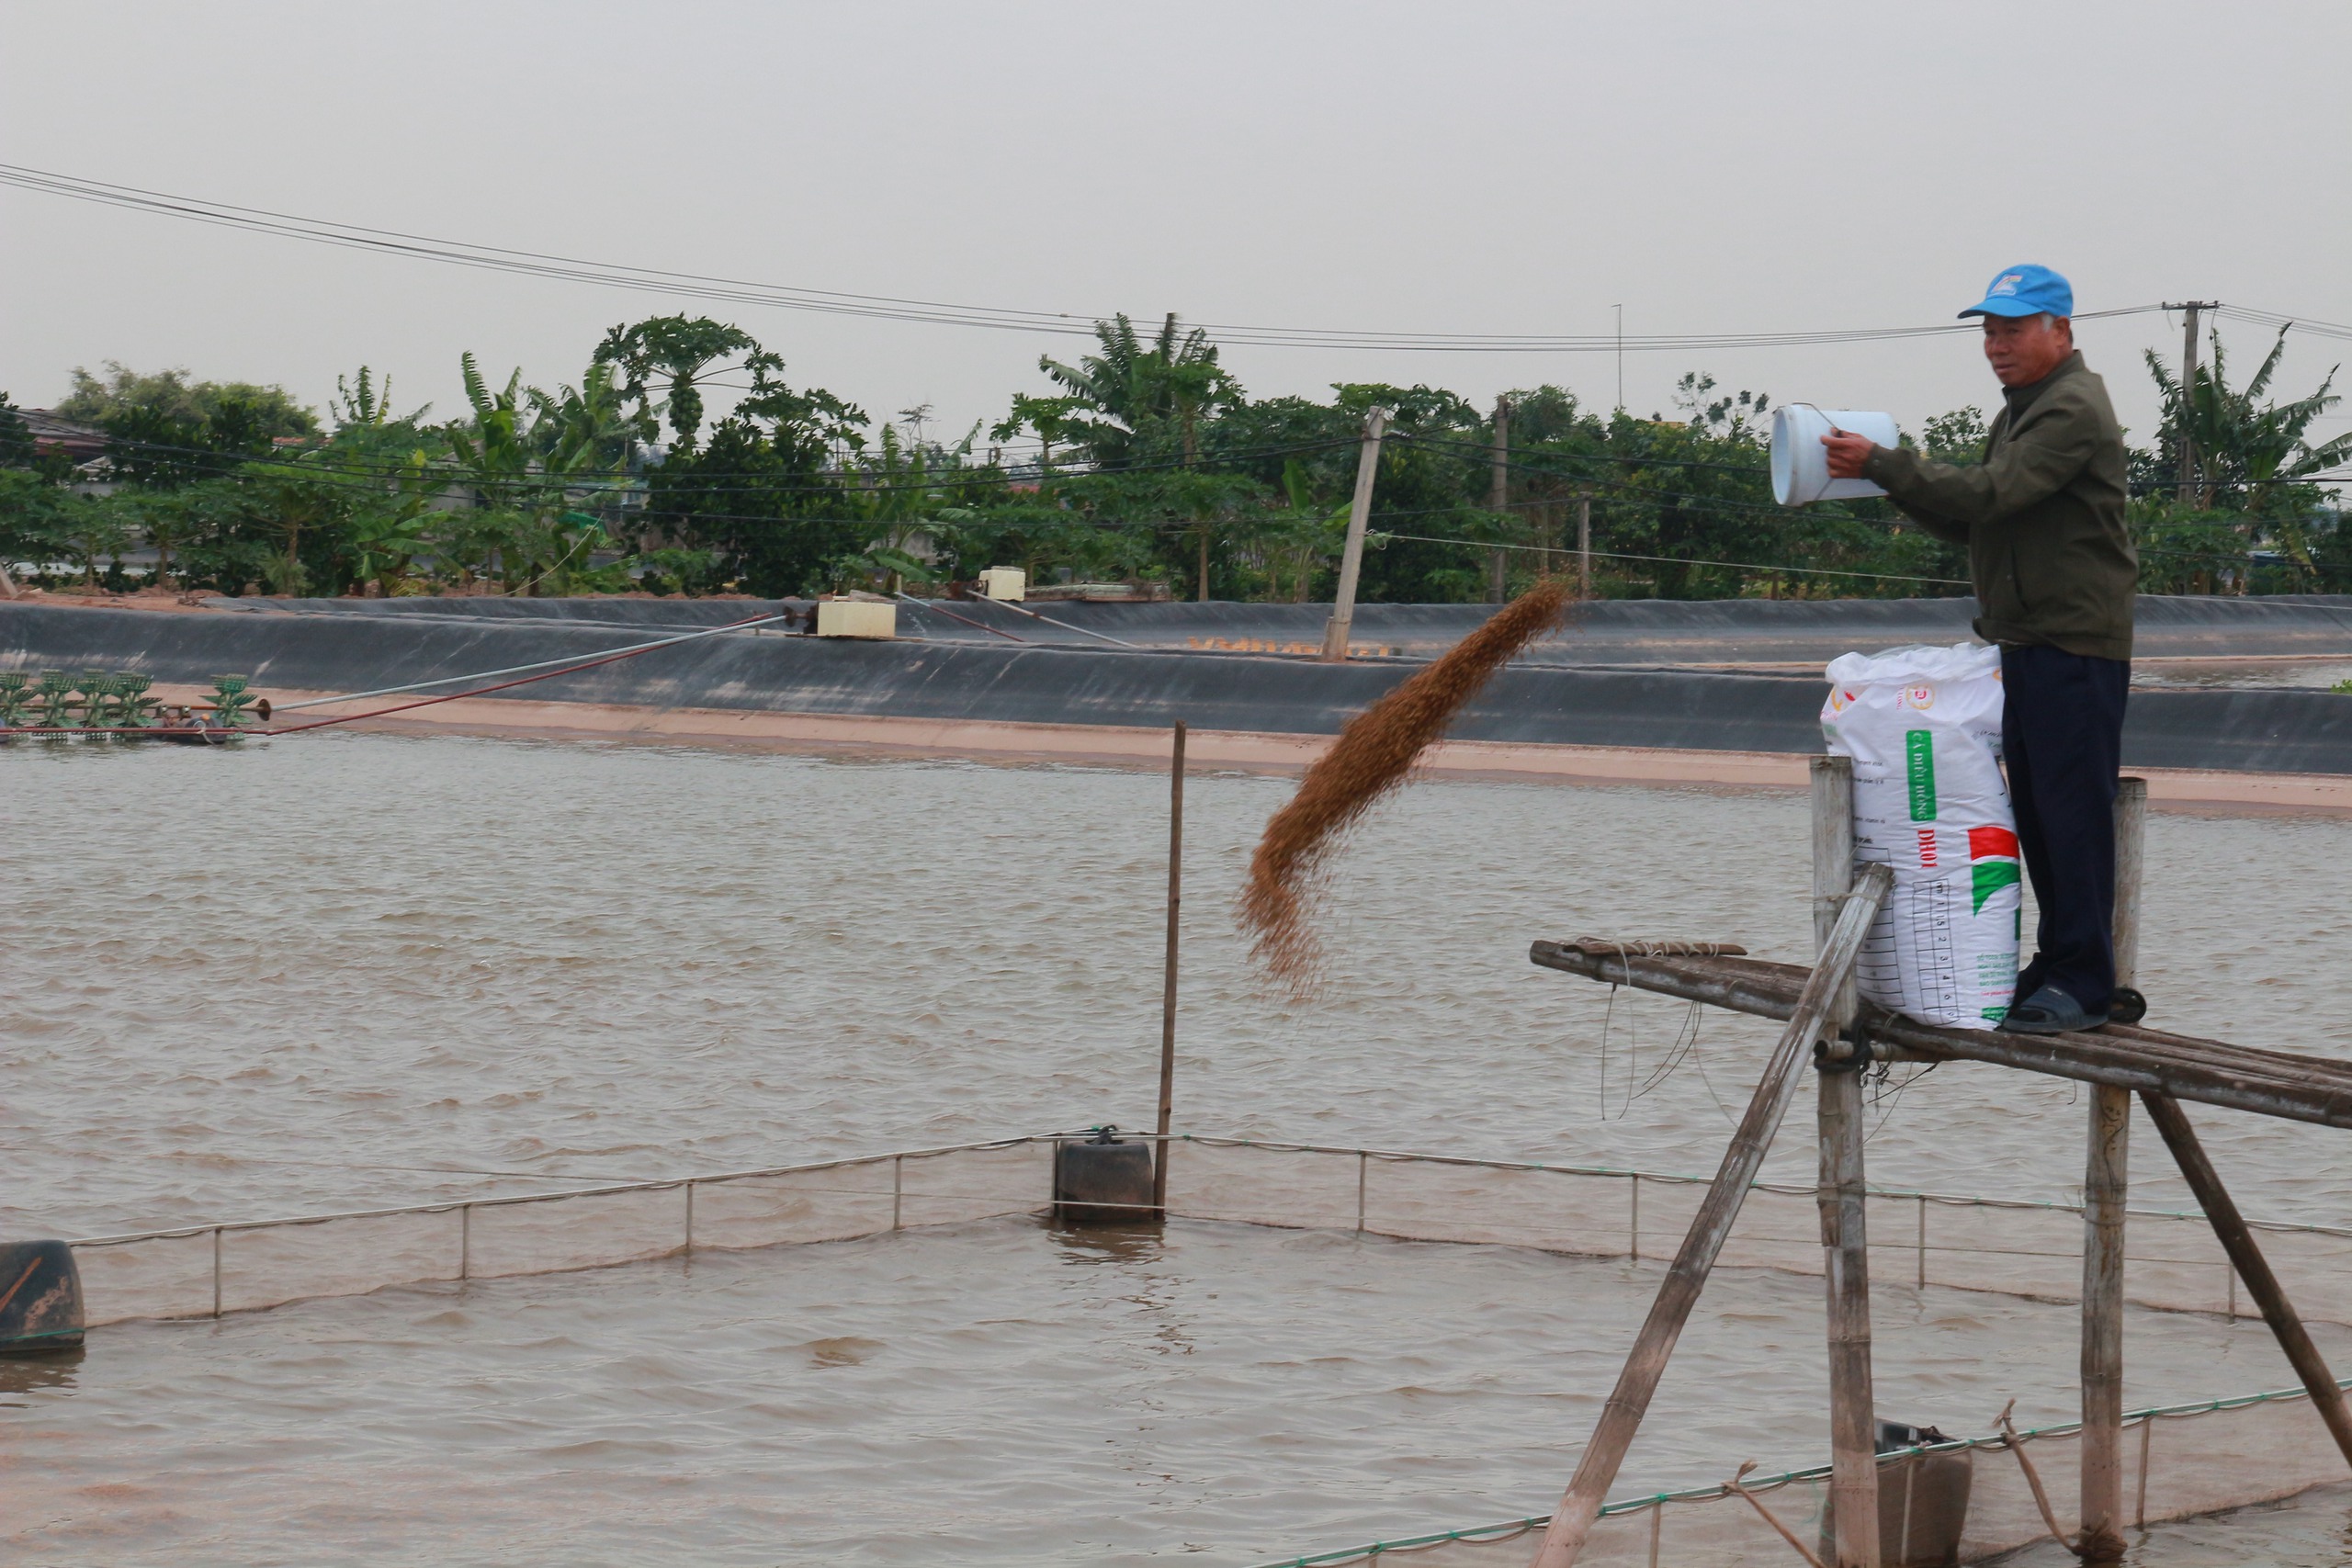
[274, 610, 796, 710]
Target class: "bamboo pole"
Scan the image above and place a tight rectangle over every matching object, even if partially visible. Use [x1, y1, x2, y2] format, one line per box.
[1151, 721, 1185, 1215]
[2141, 1089, 2352, 1472]
[1528, 861, 1893, 1568]
[1811, 759, 1861, 1052]
[2079, 1085, 2130, 1559]
[1812, 758, 1880, 1568]
[2079, 776, 2145, 1561]
[2111, 777, 2146, 992]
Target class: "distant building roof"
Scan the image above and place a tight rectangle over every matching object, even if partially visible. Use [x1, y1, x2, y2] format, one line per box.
[20, 409, 108, 461]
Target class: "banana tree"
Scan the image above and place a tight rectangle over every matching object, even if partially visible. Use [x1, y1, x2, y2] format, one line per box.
[1035, 312, 1241, 470]
[833, 423, 967, 592]
[443, 354, 629, 591]
[2146, 326, 2352, 567]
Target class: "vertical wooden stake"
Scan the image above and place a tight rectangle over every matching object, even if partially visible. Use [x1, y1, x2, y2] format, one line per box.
[2080, 776, 2145, 1561]
[1528, 862, 1893, 1568]
[2080, 1087, 2130, 1559]
[1814, 755, 1880, 1568]
[1811, 757, 1861, 1032]
[2111, 778, 2146, 992]
[1151, 721, 1186, 1215]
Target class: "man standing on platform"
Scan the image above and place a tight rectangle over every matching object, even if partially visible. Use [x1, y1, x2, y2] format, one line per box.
[1821, 265, 2136, 1034]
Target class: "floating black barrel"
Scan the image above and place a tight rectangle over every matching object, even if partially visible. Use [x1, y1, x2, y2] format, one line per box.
[0, 1240, 85, 1355]
[1052, 1130, 1156, 1225]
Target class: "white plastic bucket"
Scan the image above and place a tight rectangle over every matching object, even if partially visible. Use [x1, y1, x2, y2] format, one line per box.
[1770, 405, 1901, 505]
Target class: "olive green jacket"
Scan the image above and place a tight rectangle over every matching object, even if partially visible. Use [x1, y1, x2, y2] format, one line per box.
[1862, 352, 2136, 660]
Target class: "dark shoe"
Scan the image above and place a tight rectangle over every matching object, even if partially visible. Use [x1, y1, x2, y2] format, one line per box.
[2000, 984, 2107, 1035]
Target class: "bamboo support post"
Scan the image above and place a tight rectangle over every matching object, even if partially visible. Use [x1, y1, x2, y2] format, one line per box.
[2078, 778, 2145, 1561]
[1812, 756, 1880, 1567]
[1152, 721, 1185, 1214]
[2141, 1089, 2352, 1472]
[2079, 1084, 2130, 1559]
[1727, 1461, 1830, 1568]
[1527, 861, 1893, 1568]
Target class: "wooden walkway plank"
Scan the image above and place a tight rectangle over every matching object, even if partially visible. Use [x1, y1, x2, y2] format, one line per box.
[1528, 945, 2352, 1129]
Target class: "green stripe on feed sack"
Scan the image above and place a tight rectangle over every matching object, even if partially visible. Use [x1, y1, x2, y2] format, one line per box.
[1973, 860, 2019, 913]
[1905, 730, 1936, 820]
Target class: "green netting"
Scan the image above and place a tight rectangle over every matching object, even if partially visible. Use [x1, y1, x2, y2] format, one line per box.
[1250, 1382, 2352, 1567]
[71, 1132, 2352, 1331]
[63, 1130, 2352, 1565]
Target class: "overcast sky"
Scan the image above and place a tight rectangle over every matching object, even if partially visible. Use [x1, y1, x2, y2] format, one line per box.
[5, 1, 2348, 453]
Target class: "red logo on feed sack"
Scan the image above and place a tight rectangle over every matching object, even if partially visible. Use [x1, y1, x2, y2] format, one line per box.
[1968, 826, 2021, 912]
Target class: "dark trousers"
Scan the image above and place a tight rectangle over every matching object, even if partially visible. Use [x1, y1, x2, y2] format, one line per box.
[2001, 643, 2131, 1011]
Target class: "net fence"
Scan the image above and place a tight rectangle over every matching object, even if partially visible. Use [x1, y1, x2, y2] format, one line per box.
[72, 1137, 1054, 1326]
[1161, 1135, 2352, 1325]
[71, 1131, 2352, 1330]
[1250, 1385, 2352, 1566]
[62, 1130, 2352, 1564]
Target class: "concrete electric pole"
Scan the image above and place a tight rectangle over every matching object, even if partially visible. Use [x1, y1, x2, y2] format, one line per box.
[1488, 396, 1510, 604]
[1320, 406, 1393, 662]
[2167, 301, 2220, 505]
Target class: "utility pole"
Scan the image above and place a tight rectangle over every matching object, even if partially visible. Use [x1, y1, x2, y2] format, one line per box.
[2167, 301, 2219, 505]
[1577, 491, 1593, 600]
[1614, 305, 1624, 412]
[1320, 406, 1393, 662]
[1487, 396, 1510, 604]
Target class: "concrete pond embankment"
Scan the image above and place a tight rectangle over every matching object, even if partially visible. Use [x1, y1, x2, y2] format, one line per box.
[5, 594, 2352, 779]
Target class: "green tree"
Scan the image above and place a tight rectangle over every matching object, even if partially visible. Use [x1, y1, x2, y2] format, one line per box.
[593, 316, 764, 450]
[641, 350, 866, 596]
[54, 362, 317, 437]
[1035, 312, 1242, 470]
[2140, 327, 2351, 587]
[2147, 328, 2350, 512]
[0, 394, 38, 468]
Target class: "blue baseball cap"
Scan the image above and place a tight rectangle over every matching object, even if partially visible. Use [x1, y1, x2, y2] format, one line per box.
[1960, 264, 2073, 320]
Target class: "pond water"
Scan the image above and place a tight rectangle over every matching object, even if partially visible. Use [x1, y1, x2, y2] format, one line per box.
[3, 733, 2348, 1563]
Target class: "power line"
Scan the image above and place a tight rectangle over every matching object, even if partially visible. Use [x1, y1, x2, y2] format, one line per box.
[0, 161, 2185, 355]
[1371, 530, 1973, 588]
[78, 427, 1359, 499]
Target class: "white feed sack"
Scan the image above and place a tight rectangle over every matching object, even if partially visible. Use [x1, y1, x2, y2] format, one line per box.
[1820, 643, 2021, 1030]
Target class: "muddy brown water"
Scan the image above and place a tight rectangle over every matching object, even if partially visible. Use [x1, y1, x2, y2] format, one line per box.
[3, 733, 2349, 1564]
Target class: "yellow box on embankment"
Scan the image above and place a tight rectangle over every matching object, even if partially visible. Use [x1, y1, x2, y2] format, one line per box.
[816, 600, 898, 639]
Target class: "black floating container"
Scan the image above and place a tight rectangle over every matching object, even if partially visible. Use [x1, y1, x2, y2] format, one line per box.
[0, 1240, 85, 1356]
[1052, 1128, 1157, 1225]
[1820, 1421, 1972, 1568]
